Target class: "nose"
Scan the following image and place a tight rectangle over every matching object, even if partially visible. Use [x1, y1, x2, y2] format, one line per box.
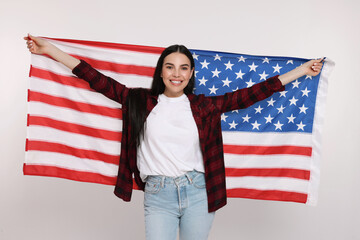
[173, 68, 180, 77]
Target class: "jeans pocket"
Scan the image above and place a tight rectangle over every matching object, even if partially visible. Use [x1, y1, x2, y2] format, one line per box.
[145, 180, 161, 194]
[192, 172, 206, 189]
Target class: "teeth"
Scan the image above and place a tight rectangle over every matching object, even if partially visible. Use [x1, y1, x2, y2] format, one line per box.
[171, 80, 181, 84]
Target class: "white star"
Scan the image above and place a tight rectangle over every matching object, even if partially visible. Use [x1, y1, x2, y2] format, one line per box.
[198, 76, 208, 86]
[264, 114, 274, 123]
[235, 69, 245, 79]
[289, 96, 299, 106]
[221, 113, 228, 122]
[222, 77, 232, 87]
[192, 52, 199, 60]
[262, 57, 270, 63]
[209, 85, 219, 94]
[301, 87, 311, 97]
[286, 60, 293, 64]
[279, 91, 288, 98]
[248, 62, 258, 72]
[292, 79, 301, 88]
[194, 71, 198, 77]
[211, 68, 221, 78]
[259, 71, 269, 80]
[276, 105, 285, 113]
[229, 120, 238, 129]
[272, 63, 283, 73]
[242, 114, 251, 122]
[224, 61, 234, 70]
[214, 54, 222, 61]
[251, 120, 261, 130]
[287, 114, 296, 123]
[267, 98, 276, 106]
[299, 104, 308, 114]
[232, 87, 239, 92]
[254, 105, 264, 114]
[305, 75, 313, 80]
[296, 121, 306, 131]
[238, 56, 246, 62]
[245, 79, 256, 88]
[232, 109, 239, 113]
[200, 59, 210, 69]
[274, 121, 284, 130]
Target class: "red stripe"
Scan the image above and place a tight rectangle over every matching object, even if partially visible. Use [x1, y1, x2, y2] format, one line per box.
[227, 188, 307, 203]
[28, 90, 122, 119]
[223, 145, 312, 156]
[23, 164, 117, 185]
[44, 37, 165, 54]
[26, 140, 119, 164]
[28, 115, 122, 141]
[225, 167, 310, 180]
[71, 54, 156, 77]
[31, 66, 92, 90]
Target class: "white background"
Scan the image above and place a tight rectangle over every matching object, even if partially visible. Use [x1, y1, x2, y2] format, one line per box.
[1, 0, 359, 239]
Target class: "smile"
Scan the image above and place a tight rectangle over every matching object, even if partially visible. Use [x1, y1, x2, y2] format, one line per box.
[170, 80, 183, 85]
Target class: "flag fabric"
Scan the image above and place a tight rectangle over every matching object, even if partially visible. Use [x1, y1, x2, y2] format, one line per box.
[24, 37, 334, 205]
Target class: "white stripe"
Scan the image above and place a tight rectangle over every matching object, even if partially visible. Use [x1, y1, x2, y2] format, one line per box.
[224, 153, 311, 170]
[30, 76, 121, 109]
[25, 151, 118, 177]
[28, 101, 122, 132]
[48, 38, 160, 68]
[98, 69, 153, 88]
[27, 126, 121, 155]
[222, 131, 312, 146]
[31, 54, 153, 88]
[226, 176, 309, 193]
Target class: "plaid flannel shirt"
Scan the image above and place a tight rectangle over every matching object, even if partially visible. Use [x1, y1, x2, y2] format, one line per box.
[73, 60, 285, 212]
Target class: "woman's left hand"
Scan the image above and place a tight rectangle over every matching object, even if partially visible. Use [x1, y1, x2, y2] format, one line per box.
[300, 58, 324, 77]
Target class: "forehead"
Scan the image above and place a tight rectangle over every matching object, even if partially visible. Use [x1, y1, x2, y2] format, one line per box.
[163, 52, 190, 65]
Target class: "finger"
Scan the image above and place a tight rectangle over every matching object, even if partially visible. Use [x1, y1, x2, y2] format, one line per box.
[311, 63, 323, 70]
[316, 57, 325, 63]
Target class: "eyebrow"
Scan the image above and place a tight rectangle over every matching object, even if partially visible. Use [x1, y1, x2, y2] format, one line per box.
[164, 63, 190, 67]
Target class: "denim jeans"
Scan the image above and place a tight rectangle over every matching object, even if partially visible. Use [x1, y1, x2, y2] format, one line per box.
[144, 170, 215, 240]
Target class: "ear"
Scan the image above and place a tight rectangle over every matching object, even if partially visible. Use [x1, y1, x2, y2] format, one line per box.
[190, 67, 195, 77]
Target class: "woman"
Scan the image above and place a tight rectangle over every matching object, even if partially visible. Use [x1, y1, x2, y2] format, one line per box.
[25, 34, 323, 240]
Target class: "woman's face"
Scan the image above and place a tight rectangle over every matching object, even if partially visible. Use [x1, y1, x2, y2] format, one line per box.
[161, 52, 194, 98]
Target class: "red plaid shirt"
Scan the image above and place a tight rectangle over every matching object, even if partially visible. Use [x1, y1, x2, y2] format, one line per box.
[73, 60, 285, 212]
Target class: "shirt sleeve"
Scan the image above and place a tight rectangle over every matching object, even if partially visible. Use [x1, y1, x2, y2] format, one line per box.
[209, 75, 285, 113]
[72, 60, 130, 104]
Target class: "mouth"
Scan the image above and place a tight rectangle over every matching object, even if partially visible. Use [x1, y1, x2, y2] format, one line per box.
[170, 79, 183, 85]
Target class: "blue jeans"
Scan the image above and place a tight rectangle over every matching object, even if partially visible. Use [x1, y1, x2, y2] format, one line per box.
[144, 170, 215, 240]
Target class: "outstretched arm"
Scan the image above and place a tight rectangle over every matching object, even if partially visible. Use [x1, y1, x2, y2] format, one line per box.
[24, 34, 129, 104]
[24, 34, 80, 70]
[210, 57, 324, 113]
[278, 58, 324, 85]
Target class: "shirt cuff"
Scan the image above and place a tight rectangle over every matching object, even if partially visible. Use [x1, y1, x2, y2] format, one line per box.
[266, 75, 285, 92]
[72, 60, 90, 79]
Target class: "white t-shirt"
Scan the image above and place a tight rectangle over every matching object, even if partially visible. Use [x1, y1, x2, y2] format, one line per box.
[137, 93, 204, 181]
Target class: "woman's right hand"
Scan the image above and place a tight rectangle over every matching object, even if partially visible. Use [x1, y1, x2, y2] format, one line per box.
[24, 34, 52, 55]
[24, 34, 80, 70]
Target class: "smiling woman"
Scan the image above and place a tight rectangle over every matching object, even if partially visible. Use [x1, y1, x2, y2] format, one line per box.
[24, 34, 323, 240]
[161, 52, 194, 97]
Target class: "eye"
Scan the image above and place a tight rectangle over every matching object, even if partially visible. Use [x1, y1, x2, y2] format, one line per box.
[182, 67, 189, 71]
[166, 66, 173, 69]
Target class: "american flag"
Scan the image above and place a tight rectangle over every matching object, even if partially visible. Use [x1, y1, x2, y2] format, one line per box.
[24, 37, 334, 205]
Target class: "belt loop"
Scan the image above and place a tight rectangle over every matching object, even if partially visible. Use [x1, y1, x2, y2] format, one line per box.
[161, 176, 165, 188]
[185, 173, 192, 184]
